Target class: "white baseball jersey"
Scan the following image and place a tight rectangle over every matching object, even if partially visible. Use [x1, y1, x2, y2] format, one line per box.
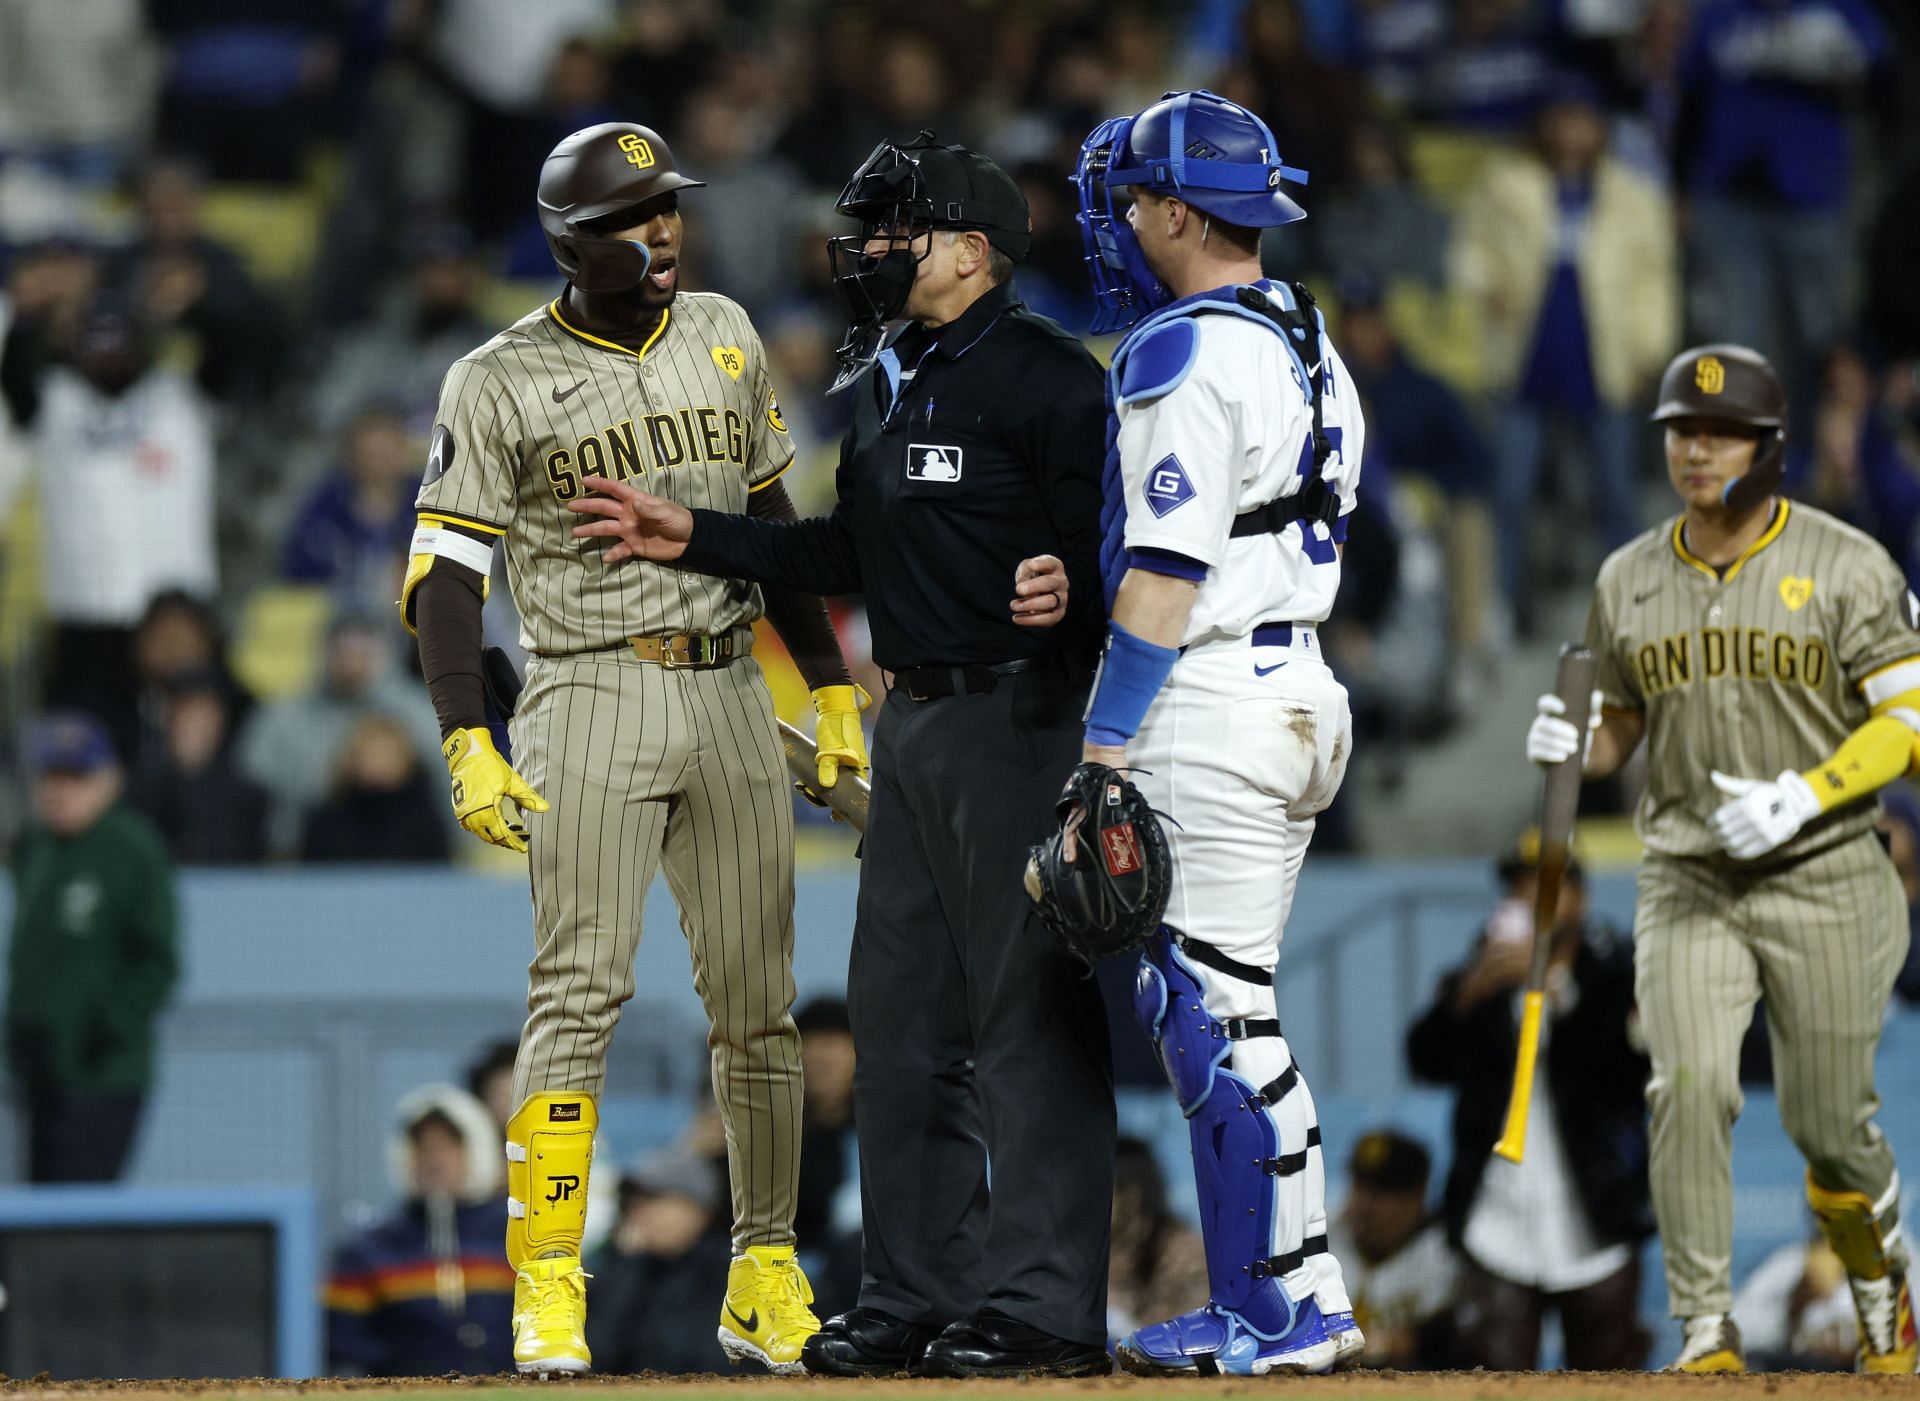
[1117, 304, 1365, 646]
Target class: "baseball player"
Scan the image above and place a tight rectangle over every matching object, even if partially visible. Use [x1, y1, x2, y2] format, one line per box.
[1526, 344, 1920, 1374]
[1070, 89, 1365, 1375]
[400, 122, 867, 1376]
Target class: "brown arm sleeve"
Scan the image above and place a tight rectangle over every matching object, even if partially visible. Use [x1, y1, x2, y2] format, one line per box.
[414, 558, 488, 738]
[748, 480, 851, 691]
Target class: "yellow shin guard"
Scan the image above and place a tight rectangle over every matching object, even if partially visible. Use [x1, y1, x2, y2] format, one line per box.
[1807, 1171, 1901, 1280]
[506, 1091, 598, 1269]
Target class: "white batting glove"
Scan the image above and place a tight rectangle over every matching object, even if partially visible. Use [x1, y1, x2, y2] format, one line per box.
[1525, 691, 1601, 768]
[1708, 769, 1822, 860]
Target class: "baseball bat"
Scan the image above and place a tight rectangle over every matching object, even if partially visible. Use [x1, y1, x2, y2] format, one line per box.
[777, 719, 870, 834]
[1492, 644, 1597, 1164]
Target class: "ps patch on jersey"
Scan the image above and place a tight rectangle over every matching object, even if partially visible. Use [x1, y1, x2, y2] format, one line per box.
[1144, 453, 1195, 518]
[907, 444, 963, 482]
[423, 423, 454, 486]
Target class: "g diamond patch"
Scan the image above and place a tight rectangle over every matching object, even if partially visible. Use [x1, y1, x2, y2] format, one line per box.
[1144, 454, 1195, 517]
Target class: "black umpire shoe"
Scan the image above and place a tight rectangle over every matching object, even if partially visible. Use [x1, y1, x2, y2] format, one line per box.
[801, 1306, 945, 1376]
[913, 1309, 1112, 1378]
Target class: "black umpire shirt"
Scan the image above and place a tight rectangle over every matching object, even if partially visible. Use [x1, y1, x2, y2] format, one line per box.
[680, 281, 1107, 669]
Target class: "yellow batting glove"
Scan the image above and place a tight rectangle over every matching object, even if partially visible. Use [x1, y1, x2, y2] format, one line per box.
[442, 727, 548, 853]
[811, 684, 872, 790]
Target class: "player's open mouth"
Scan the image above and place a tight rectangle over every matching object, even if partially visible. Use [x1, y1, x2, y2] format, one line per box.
[648, 260, 677, 291]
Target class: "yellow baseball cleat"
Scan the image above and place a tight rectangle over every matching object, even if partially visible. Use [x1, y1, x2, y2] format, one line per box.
[513, 1256, 591, 1376]
[1665, 1314, 1745, 1373]
[717, 1245, 821, 1373]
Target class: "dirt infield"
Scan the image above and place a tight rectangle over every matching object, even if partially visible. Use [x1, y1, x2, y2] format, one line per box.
[0, 1373, 1913, 1401]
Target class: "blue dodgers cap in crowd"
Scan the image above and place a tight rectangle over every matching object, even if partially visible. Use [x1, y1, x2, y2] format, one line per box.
[32, 712, 117, 774]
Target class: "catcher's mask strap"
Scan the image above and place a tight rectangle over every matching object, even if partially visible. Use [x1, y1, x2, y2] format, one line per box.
[1172, 930, 1271, 985]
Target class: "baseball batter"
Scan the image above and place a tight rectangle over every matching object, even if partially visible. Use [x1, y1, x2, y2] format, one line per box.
[1527, 344, 1920, 1374]
[401, 123, 867, 1376]
[1071, 90, 1364, 1376]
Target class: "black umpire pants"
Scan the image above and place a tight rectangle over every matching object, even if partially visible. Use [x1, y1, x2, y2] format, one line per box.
[849, 663, 1115, 1347]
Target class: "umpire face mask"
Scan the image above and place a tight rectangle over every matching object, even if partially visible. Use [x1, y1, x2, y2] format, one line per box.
[826, 139, 939, 390]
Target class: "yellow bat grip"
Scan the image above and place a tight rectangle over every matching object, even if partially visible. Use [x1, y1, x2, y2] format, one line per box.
[1492, 990, 1546, 1163]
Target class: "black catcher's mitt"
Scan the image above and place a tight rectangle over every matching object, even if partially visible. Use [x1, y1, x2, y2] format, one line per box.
[1024, 763, 1172, 965]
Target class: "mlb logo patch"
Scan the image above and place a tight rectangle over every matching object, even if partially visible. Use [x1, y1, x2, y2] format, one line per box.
[1144, 454, 1195, 517]
[907, 444, 963, 482]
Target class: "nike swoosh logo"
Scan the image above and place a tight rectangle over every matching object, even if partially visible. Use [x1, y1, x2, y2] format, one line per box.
[726, 1304, 759, 1334]
[1254, 662, 1288, 676]
[1633, 588, 1662, 605]
[552, 379, 586, 404]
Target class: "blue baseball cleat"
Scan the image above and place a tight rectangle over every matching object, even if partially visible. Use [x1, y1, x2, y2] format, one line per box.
[1324, 1309, 1366, 1366]
[1116, 1298, 1338, 1377]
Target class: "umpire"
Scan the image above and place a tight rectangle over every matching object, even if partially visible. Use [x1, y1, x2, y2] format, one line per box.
[566, 136, 1114, 1377]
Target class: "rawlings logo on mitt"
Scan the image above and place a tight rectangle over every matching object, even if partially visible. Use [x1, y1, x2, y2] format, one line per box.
[1024, 763, 1172, 965]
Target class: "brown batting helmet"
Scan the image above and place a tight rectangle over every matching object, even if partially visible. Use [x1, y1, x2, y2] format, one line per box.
[537, 122, 704, 293]
[1649, 343, 1787, 513]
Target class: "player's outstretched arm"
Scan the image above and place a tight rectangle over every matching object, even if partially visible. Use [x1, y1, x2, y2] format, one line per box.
[566, 476, 693, 562]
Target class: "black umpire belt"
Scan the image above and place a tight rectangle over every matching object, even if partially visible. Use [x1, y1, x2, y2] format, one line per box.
[891, 656, 1043, 702]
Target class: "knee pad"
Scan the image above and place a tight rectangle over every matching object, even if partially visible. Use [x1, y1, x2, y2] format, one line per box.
[1135, 930, 1276, 1114]
[1809, 1170, 1905, 1279]
[505, 1091, 597, 1266]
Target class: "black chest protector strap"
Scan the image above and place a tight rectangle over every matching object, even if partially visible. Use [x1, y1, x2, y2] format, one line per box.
[1226, 282, 1339, 539]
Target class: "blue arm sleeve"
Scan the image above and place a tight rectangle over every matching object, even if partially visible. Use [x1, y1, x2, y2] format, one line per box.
[1084, 619, 1180, 746]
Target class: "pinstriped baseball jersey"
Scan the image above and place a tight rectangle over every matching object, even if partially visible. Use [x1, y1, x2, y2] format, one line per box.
[417, 293, 794, 653]
[1584, 500, 1920, 861]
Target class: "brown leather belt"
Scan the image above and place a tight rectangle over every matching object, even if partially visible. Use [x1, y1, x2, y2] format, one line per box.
[534, 632, 739, 668]
[627, 632, 737, 667]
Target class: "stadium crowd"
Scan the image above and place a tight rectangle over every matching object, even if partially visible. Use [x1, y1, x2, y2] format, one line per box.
[0, 0, 1915, 863]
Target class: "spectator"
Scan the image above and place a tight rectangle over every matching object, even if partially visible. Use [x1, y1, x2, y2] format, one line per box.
[282, 405, 421, 618]
[1451, 81, 1678, 626]
[121, 155, 282, 404]
[1326, 1130, 1459, 1369]
[5, 713, 178, 1182]
[584, 1148, 735, 1375]
[673, 82, 807, 317]
[464, 1038, 519, 1144]
[1106, 1136, 1207, 1346]
[1407, 832, 1653, 1370]
[1414, 0, 1558, 131]
[1, 292, 218, 764]
[130, 590, 255, 775]
[298, 713, 451, 865]
[150, 0, 349, 184]
[1313, 120, 1451, 291]
[326, 1085, 513, 1376]
[1731, 1225, 1858, 1372]
[1676, 0, 1894, 403]
[309, 224, 494, 440]
[794, 997, 861, 1319]
[239, 612, 444, 855]
[0, 0, 158, 190]
[1337, 278, 1497, 683]
[128, 669, 271, 865]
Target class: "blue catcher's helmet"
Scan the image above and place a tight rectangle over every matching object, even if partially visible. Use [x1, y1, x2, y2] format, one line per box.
[1074, 90, 1309, 334]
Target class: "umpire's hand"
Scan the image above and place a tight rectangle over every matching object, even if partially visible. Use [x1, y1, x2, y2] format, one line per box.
[568, 475, 694, 562]
[443, 727, 548, 853]
[1010, 555, 1069, 627]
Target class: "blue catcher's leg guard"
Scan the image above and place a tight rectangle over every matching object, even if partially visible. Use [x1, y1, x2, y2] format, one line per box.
[1124, 930, 1336, 1376]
